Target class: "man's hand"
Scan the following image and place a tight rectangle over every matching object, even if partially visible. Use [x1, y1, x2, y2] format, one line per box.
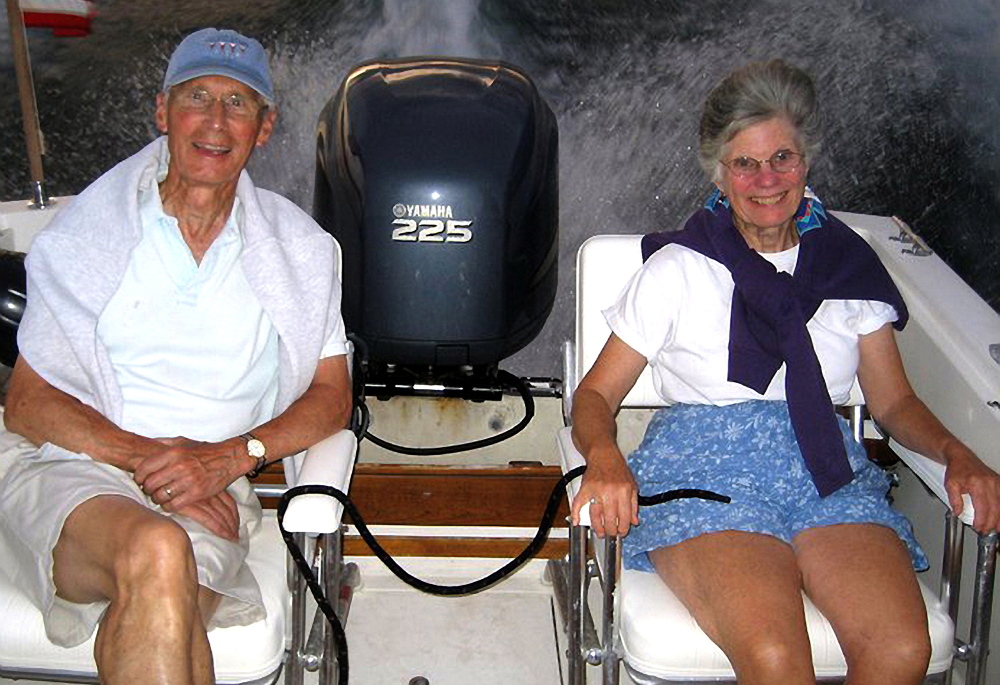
[133, 436, 249, 512]
[172, 490, 241, 541]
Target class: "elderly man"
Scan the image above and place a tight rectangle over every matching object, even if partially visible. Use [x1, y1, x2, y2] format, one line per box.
[0, 28, 351, 684]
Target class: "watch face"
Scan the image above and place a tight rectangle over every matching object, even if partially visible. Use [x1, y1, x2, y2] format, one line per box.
[247, 439, 266, 458]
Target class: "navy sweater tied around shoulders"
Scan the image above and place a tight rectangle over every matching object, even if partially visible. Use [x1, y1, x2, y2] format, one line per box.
[641, 193, 908, 497]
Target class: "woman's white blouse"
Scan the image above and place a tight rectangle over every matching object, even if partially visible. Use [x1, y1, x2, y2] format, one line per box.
[603, 242, 899, 407]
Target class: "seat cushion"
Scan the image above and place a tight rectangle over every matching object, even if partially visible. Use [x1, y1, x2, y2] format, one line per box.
[0, 510, 288, 684]
[618, 568, 953, 680]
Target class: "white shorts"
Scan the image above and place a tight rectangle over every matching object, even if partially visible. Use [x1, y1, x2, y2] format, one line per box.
[0, 430, 265, 648]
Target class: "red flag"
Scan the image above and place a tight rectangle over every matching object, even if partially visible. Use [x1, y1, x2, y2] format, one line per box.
[20, 0, 96, 37]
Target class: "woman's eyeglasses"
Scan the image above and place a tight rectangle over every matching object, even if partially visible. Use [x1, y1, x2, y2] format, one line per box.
[721, 150, 804, 177]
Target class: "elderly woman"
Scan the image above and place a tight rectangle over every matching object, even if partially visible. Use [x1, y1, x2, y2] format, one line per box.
[570, 59, 1000, 685]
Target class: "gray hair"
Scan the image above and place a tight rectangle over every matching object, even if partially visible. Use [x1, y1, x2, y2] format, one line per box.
[698, 59, 821, 183]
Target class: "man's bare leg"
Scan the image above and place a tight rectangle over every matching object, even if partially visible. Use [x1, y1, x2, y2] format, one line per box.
[192, 588, 222, 685]
[53, 495, 215, 685]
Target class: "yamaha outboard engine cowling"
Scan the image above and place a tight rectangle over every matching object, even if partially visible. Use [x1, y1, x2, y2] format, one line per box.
[313, 58, 558, 396]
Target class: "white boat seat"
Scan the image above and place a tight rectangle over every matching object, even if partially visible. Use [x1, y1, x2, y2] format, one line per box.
[619, 566, 953, 681]
[0, 418, 357, 685]
[555, 233, 958, 684]
[0, 508, 287, 683]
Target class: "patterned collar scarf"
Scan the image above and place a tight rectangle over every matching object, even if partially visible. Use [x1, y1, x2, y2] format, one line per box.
[642, 190, 908, 497]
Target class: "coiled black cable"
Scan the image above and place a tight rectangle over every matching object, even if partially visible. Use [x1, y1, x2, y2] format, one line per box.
[277, 464, 730, 684]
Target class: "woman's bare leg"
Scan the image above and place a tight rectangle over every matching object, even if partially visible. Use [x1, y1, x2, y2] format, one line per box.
[794, 523, 930, 685]
[648, 530, 815, 685]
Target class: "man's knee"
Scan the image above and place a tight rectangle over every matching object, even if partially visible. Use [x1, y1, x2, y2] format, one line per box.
[55, 497, 197, 604]
[111, 516, 198, 597]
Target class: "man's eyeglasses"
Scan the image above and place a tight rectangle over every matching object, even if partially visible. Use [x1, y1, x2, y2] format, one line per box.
[721, 150, 804, 177]
[173, 86, 266, 119]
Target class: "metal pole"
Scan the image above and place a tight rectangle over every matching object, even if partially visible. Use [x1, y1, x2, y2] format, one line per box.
[850, 405, 863, 445]
[602, 536, 619, 685]
[941, 513, 964, 621]
[286, 532, 308, 685]
[966, 532, 998, 685]
[5, 0, 51, 208]
[940, 512, 964, 685]
[568, 524, 587, 685]
[320, 530, 343, 685]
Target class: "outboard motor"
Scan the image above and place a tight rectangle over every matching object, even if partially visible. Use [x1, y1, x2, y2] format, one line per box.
[313, 58, 558, 399]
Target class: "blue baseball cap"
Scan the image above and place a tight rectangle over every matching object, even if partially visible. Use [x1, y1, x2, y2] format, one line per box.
[163, 28, 274, 104]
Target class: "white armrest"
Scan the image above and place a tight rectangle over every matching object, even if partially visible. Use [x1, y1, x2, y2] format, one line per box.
[282, 429, 357, 534]
[556, 426, 591, 527]
[889, 438, 975, 526]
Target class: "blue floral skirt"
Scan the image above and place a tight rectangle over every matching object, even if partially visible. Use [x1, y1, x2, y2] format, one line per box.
[622, 401, 928, 573]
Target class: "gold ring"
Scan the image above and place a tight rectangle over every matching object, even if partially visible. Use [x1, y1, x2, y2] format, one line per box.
[165, 487, 173, 499]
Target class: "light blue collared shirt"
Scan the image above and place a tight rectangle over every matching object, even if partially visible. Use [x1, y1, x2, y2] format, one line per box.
[95, 149, 280, 441]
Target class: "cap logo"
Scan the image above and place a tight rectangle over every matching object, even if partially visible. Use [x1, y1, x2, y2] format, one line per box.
[165, 29, 274, 102]
[207, 41, 247, 57]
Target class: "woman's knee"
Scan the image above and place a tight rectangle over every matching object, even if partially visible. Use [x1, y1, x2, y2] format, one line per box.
[841, 624, 931, 679]
[728, 632, 814, 684]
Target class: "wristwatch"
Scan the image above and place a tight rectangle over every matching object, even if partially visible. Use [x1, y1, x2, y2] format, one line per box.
[241, 432, 267, 478]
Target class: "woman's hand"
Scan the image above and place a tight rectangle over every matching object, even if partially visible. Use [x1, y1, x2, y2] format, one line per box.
[944, 442, 1000, 534]
[858, 325, 1000, 535]
[572, 444, 639, 538]
[569, 334, 648, 539]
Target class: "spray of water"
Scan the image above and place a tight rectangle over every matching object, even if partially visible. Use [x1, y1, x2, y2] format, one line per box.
[359, 0, 499, 59]
[251, 0, 500, 210]
[871, 0, 1000, 176]
[2, 0, 999, 376]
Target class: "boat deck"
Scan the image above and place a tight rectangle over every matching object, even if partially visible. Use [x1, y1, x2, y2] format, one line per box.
[344, 556, 565, 685]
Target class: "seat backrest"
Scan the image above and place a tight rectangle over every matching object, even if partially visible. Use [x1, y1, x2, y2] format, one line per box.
[574, 234, 662, 408]
[572, 233, 865, 411]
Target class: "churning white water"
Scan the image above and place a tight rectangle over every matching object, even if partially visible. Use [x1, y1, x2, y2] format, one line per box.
[2, 0, 999, 375]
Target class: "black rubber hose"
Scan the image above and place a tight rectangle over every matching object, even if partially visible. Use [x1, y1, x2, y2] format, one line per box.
[277, 500, 351, 684]
[277, 464, 730, 683]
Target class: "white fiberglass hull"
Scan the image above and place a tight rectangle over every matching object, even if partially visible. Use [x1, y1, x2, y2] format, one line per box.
[0, 199, 996, 685]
